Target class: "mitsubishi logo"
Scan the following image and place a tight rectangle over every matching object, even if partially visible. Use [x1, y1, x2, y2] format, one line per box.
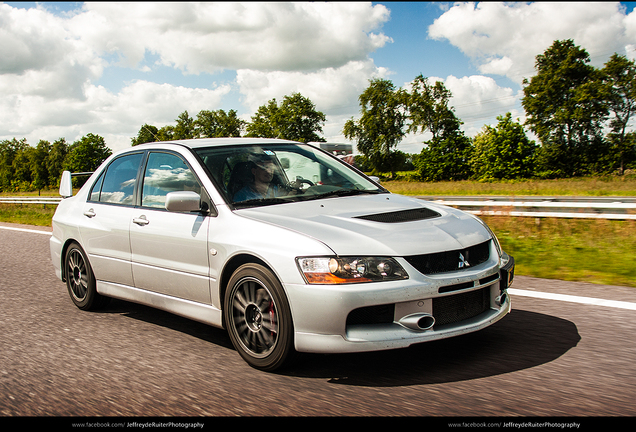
[458, 252, 470, 269]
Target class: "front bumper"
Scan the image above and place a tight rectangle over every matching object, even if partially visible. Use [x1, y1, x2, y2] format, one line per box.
[288, 254, 514, 354]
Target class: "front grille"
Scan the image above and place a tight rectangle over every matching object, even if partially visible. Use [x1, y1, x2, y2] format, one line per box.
[346, 287, 491, 329]
[432, 287, 490, 327]
[404, 240, 490, 275]
[355, 207, 441, 223]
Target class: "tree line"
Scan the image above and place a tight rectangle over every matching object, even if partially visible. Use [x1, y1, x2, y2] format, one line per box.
[0, 134, 111, 193]
[1, 39, 635, 193]
[346, 39, 636, 181]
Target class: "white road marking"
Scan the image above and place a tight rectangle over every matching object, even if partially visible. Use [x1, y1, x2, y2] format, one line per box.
[0, 225, 52, 235]
[509, 288, 636, 311]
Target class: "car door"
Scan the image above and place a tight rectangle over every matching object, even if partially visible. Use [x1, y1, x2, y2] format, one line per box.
[79, 151, 144, 287]
[129, 151, 212, 304]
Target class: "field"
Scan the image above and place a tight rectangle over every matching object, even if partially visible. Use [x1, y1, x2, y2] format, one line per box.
[384, 176, 636, 197]
[2, 177, 635, 287]
[482, 216, 636, 287]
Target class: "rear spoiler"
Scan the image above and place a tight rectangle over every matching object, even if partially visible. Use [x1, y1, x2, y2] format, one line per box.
[59, 171, 94, 198]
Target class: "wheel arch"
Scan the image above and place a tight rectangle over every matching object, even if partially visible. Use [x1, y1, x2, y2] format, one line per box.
[219, 253, 272, 312]
[59, 238, 83, 282]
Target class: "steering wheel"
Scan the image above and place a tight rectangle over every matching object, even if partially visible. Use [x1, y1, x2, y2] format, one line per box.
[287, 176, 314, 192]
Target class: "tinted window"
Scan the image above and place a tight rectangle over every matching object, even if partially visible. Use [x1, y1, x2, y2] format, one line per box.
[89, 170, 104, 202]
[194, 143, 385, 208]
[93, 153, 143, 205]
[141, 152, 201, 209]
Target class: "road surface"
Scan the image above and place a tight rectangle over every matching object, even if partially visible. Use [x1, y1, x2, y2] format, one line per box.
[0, 222, 634, 424]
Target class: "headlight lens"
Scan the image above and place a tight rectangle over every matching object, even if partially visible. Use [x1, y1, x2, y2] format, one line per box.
[297, 256, 408, 284]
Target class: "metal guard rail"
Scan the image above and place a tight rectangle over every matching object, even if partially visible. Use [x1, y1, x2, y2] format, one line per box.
[418, 196, 636, 220]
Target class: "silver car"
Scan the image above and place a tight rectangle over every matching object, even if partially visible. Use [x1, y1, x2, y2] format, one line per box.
[50, 138, 514, 371]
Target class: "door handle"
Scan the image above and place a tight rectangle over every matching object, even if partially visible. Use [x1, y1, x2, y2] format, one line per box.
[83, 209, 96, 218]
[133, 215, 149, 226]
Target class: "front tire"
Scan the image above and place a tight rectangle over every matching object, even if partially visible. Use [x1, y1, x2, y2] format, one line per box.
[224, 264, 296, 371]
[64, 242, 109, 311]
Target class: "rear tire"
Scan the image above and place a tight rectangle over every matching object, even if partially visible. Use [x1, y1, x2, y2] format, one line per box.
[64, 242, 109, 311]
[224, 263, 296, 371]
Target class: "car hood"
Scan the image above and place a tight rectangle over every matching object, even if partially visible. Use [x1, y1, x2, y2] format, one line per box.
[235, 193, 491, 256]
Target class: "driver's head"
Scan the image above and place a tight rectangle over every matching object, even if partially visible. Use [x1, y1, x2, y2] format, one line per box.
[249, 152, 276, 183]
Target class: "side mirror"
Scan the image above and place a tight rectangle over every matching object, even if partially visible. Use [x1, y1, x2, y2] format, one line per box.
[59, 171, 73, 197]
[369, 176, 380, 184]
[165, 191, 202, 213]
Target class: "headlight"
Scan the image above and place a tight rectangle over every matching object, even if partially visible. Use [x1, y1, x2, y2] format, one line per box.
[297, 256, 409, 284]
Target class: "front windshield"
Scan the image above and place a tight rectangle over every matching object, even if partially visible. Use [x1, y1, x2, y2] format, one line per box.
[194, 143, 387, 208]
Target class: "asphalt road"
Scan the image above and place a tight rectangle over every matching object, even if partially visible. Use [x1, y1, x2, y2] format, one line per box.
[1, 222, 634, 422]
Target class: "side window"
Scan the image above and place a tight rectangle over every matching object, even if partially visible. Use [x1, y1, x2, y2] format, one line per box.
[141, 152, 201, 209]
[89, 170, 105, 202]
[93, 153, 143, 205]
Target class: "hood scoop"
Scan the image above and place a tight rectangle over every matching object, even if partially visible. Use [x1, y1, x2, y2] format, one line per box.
[355, 207, 441, 223]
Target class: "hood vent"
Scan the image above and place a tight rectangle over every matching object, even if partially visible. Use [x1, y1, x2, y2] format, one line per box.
[355, 207, 441, 223]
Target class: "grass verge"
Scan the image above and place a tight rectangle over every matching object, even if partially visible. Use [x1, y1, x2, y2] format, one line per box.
[0, 203, 57, 227]
[484, 216, 636, 288]
[384, 177, 636, 196]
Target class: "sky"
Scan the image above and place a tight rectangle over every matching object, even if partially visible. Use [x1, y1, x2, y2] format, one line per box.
[2, 1, 636, 154]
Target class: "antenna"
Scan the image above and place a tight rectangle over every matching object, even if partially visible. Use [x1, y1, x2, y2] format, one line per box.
[141, 124, 160, 143]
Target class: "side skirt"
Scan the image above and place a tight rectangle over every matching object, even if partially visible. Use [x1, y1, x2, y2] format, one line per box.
[97, 280, 224, 328]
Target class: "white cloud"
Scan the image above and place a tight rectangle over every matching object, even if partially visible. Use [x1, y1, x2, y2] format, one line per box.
[0, 81, 231, 151]
[429, 2, 635, 84]
[0, 4, 70, 74]
[0, 2, 391, 151]
[236, 60, 390, 114]
[70, 2, 392, 74]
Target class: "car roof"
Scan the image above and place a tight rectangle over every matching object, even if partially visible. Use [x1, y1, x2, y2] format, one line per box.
[137, 137, 301, 150]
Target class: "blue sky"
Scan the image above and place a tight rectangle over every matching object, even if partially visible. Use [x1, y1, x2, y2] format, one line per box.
[2, 2, 636, 153]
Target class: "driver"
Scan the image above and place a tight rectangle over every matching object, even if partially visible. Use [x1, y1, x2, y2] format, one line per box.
[233, 153, 287, 202]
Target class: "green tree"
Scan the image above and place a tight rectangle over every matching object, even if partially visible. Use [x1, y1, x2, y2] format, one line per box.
[156, 125, 175, 142]
[414, 127, 472, 182]
[343, 78, 406, 175]
[196, 109, 245, 138]
[522, 39, 608, 177]
[131, 124, 159, 146]
[406, 75, 458, 140]
[31, 140, 51, 192]
[173, 111, 197, 140]
[64, 133, 112, 174]
[246, 93, 326, 143]
[246, 99, 279, 139]
[602, 53, 636, 173]
[12, 144, 35, 190]
[470, 113, 537, 181]
[0, 138, 29, 191]
[47, 138, 68, 187]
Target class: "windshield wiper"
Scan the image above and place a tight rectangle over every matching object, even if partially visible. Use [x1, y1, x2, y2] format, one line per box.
[233, 197, 295, 209]
[311, 188, 384, 199]
[233, 189, 385, 208]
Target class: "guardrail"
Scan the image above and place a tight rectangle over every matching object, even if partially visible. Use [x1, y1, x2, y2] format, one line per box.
[2, 195, 636, 219]
[417, 196, 636, 220]
[0, 196, 62, 205]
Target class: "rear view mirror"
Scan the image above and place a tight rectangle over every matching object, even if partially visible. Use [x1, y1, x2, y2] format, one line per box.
[59, 171, 73, 197]
[165, 191, 202, 212]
